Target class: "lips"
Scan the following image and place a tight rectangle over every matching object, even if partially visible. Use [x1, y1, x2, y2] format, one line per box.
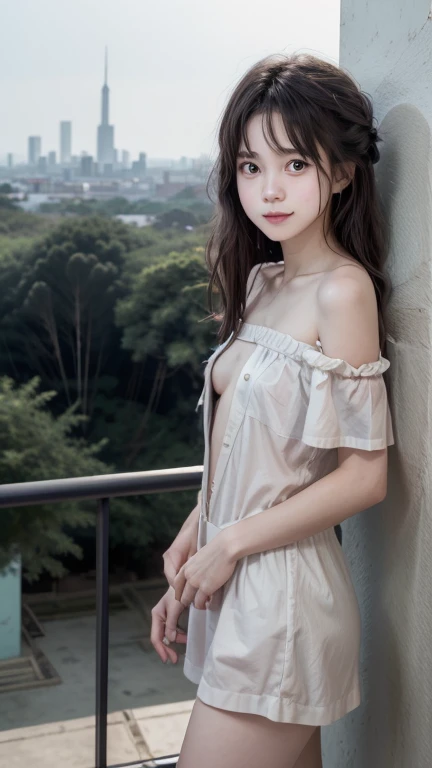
[263, 213, 293, 223]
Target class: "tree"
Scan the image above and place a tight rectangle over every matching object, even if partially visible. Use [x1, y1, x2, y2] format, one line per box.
[8, 216, 138, 420]
[0, 376, 110, 582]
[153, 207, 199, 230]
[115, 249, 216, 465]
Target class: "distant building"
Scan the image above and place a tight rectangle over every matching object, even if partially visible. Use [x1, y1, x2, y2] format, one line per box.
[97, 47, 115, 173]
[80, 155, 93, 176]
[122, 150, 130, 169]
[48, 151, 57, 168]
[115, 214, 157, 227]
[138, 152, 147, 173]
[60, 121, 72, 164]
[131, 152, 147, 178]
[28, 136, 41, 166]
[37, 156, 47, 173]
[7, 153, 13, 169]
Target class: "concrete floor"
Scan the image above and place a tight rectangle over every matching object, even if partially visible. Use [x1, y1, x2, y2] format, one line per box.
[0, 608, 198, 732]
[0, 700, 196, 767]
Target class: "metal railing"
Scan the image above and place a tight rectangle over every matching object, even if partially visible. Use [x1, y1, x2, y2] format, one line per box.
[0, 466, 203, 768]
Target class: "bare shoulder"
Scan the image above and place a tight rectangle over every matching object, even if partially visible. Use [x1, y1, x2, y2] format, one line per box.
[316, 261, 380, 364]
[317, 260, 375, 308]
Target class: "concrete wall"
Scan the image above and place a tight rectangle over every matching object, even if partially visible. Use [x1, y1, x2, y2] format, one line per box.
[322, 3, 432, 767]
[0, 556, 21, 661]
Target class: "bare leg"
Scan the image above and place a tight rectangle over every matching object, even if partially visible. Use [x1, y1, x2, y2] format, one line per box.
[177, 696, 318, 768]
[292, 726, 323, 768]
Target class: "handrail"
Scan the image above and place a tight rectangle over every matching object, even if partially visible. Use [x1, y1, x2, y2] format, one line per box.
[0, 466, 203, 508]
[0, 466, 203, 768]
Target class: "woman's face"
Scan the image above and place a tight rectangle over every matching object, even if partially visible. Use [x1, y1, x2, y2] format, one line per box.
[236, 111, 334, 244]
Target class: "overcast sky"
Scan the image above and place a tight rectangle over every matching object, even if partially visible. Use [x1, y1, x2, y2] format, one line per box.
[1, 0, 340, 163]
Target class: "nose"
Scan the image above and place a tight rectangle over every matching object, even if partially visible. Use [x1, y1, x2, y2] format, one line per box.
[262, 175, 286, 203]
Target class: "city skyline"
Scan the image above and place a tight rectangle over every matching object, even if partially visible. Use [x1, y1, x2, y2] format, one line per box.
[0, 0, 340, 163]
[12, 49, 140, 171]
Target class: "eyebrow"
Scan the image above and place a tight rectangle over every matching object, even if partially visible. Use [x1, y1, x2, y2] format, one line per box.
[237, 148, 304, 159]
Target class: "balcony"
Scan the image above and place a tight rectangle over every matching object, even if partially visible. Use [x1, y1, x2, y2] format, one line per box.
[0, 466, 203, 768]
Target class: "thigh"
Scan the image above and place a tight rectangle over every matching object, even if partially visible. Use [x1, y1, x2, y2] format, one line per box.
[293, 726, 323, 768]
[177, 696, 318, 768]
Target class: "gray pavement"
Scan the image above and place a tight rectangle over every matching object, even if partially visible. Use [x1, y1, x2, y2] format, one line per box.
[0, 608, 197, 732]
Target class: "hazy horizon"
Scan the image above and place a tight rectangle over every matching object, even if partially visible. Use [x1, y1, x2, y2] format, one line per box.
[1, 0, 340, 163]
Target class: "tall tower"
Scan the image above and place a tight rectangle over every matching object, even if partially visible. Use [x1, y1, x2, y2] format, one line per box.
[97, 47, 115, 173]
[60, 121, 72, 164]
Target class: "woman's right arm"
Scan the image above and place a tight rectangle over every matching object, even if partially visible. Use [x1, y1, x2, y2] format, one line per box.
[177, 490, 201, 537]
[162, 490, 201, 587]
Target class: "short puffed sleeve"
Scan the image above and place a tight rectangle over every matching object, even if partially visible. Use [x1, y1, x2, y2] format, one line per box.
[300, 348, 395, 451]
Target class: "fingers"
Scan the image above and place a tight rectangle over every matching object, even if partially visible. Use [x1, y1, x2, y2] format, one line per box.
[173, 567, 187, 603]
[164, 626, 188, 647]
[150, 590, 187, 665]
[178, 581, 198, 609]
[150, 603, 175, 663]
[176, 583, 210, 611]
[165, 599, 187, 644]
[192, 589, 212, 611]
[173, 564, 212, 610]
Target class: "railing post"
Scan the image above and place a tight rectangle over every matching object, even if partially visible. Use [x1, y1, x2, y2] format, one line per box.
[96, 497, 110, 768]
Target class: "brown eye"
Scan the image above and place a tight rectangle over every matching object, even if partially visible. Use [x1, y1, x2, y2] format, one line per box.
[290, 160, 309, 172]
[239, 162, 259, 174]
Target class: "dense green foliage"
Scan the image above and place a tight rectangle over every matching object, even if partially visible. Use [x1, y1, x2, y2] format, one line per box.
[0, 376, 109, 581]
[0, 201, 217, 582]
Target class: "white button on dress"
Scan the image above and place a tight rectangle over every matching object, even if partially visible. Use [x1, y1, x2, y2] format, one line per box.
[184, 261, 395, 726]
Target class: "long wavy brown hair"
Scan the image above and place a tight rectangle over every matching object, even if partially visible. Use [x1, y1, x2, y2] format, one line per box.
[203, 52, 392, 354]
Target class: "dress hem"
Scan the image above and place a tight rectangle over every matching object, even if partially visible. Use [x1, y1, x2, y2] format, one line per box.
[184, 657, 361, 726]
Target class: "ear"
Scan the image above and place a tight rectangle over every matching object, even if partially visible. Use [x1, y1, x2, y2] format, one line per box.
[332, 160, 356, 194]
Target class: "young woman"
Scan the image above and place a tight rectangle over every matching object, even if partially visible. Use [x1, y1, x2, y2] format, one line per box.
[151, 52, 395, 768]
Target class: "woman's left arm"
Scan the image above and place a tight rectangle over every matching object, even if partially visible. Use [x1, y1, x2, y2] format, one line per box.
[173, 447, 387, 609]
[224, 450, 387, 561]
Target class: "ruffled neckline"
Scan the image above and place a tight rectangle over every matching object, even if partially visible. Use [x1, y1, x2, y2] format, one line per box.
[236, 322, 391, 378]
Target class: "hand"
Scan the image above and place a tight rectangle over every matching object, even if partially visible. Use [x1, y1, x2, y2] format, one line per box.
[150, 585, 188, 664]
[162, 517, 199, 588]
[173, 530, 237, 610]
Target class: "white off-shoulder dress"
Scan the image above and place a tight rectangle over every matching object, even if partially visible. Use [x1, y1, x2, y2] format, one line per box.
[183, 266, 395, 726]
